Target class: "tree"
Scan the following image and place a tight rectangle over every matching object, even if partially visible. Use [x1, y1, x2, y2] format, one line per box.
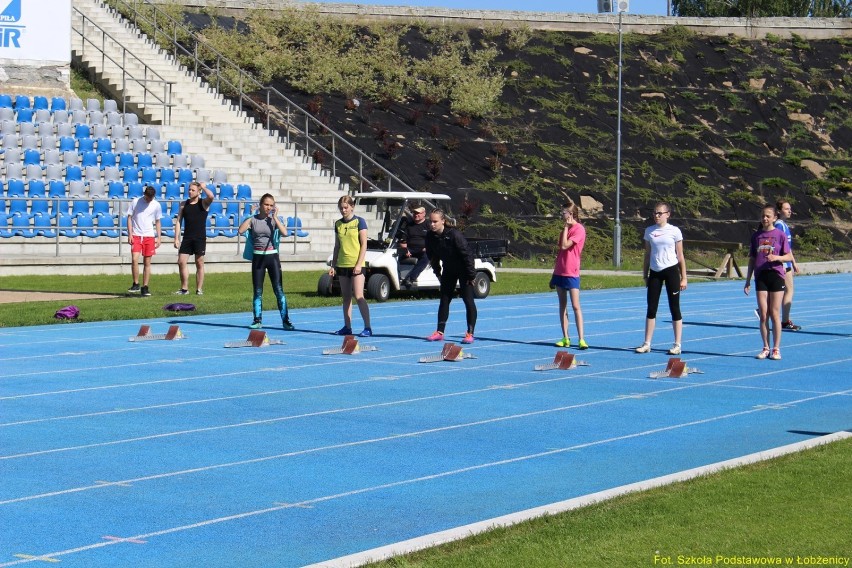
[673, 0, 850, 16]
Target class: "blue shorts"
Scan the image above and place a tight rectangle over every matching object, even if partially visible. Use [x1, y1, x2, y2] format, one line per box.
[550, 275, 580, 290]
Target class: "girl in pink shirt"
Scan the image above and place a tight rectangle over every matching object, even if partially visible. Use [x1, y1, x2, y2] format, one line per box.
[550, 202, 587, 349]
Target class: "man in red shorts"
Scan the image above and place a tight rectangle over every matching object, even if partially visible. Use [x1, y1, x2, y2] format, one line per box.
[126, 185, 162, 297]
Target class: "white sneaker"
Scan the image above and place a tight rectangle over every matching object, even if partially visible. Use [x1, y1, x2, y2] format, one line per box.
[668, 343, 682, 355]
[635, 343, 651, 353]
[196, 289, 203, 295]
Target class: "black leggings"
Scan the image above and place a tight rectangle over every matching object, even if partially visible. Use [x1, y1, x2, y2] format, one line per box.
[251, 254, 288, 321]
[437, 272, 477, 334]
[646, 264, 682, 321]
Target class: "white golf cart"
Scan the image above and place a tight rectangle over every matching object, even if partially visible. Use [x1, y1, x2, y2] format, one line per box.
[317, 192, 508, 302]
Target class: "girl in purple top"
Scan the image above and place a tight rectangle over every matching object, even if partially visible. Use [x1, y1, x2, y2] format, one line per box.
[550, 202, 587, 349]
[744, 204, 793, 360]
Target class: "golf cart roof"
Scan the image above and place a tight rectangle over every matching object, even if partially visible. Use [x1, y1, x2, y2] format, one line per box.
[353, 192, 451, 204]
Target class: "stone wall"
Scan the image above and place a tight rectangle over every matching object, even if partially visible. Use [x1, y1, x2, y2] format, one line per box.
[148, 0, 852, 39]
[0, 60, 71, 95]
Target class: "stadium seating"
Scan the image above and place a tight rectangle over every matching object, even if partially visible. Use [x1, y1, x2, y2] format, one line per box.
[0, 95, 256, 240]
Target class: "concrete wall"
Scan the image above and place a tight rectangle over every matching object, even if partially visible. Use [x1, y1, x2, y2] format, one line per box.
[151, 1, 852, 39]
[0, 60, 71, 94]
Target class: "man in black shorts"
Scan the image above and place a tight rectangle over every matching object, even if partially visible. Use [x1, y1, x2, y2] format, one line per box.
[174, 181, 215, 295]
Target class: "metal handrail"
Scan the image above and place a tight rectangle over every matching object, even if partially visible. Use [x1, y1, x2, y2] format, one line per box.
[103, 0, 416, 195]
[71, 8, 175, 125]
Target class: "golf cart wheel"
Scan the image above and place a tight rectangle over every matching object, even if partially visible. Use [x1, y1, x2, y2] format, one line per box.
[317, 273, 335, 297]
[472, 271, 491, 299]
[367, 273, 390, 302]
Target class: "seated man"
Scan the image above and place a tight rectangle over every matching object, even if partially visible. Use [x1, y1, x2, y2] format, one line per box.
[399, 205, 430, 287]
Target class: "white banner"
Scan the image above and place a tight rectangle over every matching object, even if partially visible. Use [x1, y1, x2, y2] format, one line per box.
[0, 0, 71, 62]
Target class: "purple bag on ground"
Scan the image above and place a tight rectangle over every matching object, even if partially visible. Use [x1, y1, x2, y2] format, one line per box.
[54, 305, 80, 319]
[164, 303, 196, 312]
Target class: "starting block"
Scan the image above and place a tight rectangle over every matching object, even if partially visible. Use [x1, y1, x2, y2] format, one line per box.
[129, 325, 184, 342]
[419, 342, 476, 363]
[649, 357, 704, 378]
[224, 330, 285, 348]
[323, 335, 379, 355]
[534, 351, 589, 371]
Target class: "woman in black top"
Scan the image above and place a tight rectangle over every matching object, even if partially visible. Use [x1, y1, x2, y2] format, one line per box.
[425, 209, 477, 344]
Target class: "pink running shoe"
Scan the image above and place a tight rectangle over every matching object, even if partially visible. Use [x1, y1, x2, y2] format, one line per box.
[426, 331, 444, 341]
[461, 332, 474, 344]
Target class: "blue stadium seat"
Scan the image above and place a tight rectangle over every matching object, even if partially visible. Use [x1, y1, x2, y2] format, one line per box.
[6, 179, 25, 197]
[65, 165, 82, 183]
[177, 168, 194, 186]
[58, 136, 76, 152]
[101, 152, 117, 170]
[81, 151, 99, 168]
[48, 180, 66, 198]
[51, 196, 70, 217]
[22, 148, 41, 166]
[16, 108, 34, 123]
[294, 217, 309, 238]
[0, 94, 12, 108]
[122, 167, 140, 183]
[236, 184, 252, 200]
[51, 97, 67, 112]
[218, 183, 235, 200]
[164, 182, 182, 201]
[71, 198, 90, 217]
[213, 214, 237, 238]
[76, 213, 98, 238]
[126, 182, 143, 199]
[166, 140, 182, 155]
[32, 213, 55, 237]
[27, 180, 46, 197]
[92, 198, 111, 218]
[77, 137, 95, 153]
[117, 152, 135, 170]
[57, 213, 77, 237]
[95, 137, 112, 154]
[11, 213, 35, 237]
[159, 168, 175, 184]
[9, 198, 28, 217]
[0, 197, 8, 223]
[136, 152, 153, 168]
[74, 123, 91, 139]
[140, 167, 158, 185]
[32, 96, 49, 111]
[30, 198, 49, 218]
[208, 201, 223, 218]
[161, 214, 175, 238]
[13, 95, 30, 110]
[224, 199, 241, 219]
[96, 214, 120, 238]
[108, 181, 125, 199]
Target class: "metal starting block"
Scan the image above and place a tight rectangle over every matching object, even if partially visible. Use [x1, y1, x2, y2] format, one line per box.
[534, 351, 589, 371]
[323, 335, 379, 355]
[419, 342, 476, 363]
[649, 357, 704, 378]
[224, 330, 285, 348]
[129, 325, 184, 342]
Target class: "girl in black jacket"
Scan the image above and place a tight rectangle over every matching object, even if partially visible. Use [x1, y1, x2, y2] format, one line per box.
[425, 209, 477, 344]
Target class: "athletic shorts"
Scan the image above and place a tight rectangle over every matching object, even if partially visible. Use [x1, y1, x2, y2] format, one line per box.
[550, 275, 580, 290]
[755, 270, 786, 293]
[178, 237, 206, 257]
[131, 236, 157, 257]
[335, 266, 363, 278]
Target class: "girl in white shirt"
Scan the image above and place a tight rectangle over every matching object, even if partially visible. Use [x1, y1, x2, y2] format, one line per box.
[635, 202, 688, 355]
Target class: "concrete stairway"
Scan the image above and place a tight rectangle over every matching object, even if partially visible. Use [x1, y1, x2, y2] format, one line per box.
[70, 0, 346, 255]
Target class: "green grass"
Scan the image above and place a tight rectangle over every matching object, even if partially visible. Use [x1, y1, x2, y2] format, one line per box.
[0, 271, 644, 327]
[1, 270, 847, 567]
[365, 437, 852, 567]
